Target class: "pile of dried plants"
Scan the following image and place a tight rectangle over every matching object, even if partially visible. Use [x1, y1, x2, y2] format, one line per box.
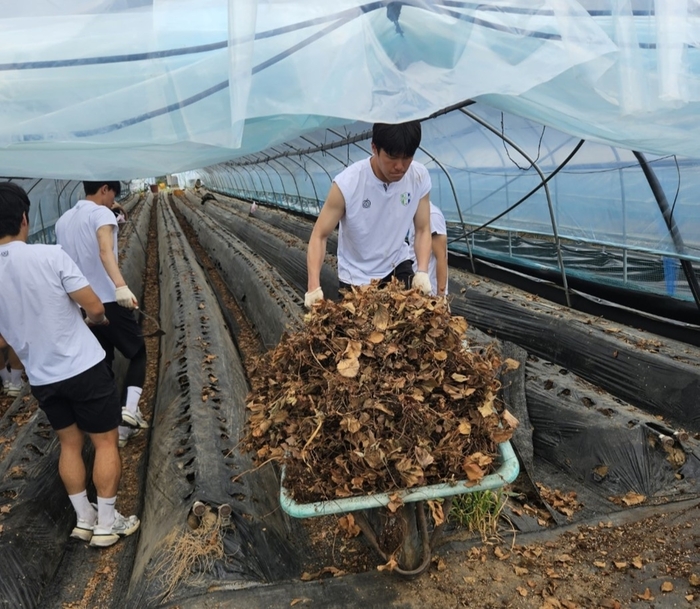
[244, 281, 517, 504]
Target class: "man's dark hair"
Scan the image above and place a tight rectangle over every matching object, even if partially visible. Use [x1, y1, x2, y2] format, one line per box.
[372, 121, 422, 158]
[0, 182, 31, 239]
[83, 181, 122, 197]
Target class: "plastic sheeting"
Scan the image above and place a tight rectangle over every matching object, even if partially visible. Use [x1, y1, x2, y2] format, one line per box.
[7, 1, 700, 179]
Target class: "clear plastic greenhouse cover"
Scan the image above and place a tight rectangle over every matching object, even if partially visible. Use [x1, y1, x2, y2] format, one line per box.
[3, 1, 700, 180]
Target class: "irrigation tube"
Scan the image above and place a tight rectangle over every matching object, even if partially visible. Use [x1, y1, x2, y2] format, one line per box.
[633, 151, 700, 311]
[460, 108, 572, 307]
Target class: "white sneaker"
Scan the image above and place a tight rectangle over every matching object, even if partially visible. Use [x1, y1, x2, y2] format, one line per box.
[118, 427, 142, 448]
[121, 407, 149, 429]
[89, 511, 140, 547]
[70, 505, 98, 542]
[4, 381, 24, 397]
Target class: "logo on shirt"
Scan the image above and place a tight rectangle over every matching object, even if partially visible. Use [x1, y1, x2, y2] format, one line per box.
[362, 199, 371, 209]
[400, 193, 411, 206]
[0, 251, 7, 257]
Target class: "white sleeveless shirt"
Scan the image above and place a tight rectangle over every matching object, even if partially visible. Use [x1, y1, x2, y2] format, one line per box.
[334, 158, 431, 286]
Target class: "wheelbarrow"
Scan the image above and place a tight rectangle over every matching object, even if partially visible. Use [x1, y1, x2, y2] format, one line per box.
[280, 441, 519, 577]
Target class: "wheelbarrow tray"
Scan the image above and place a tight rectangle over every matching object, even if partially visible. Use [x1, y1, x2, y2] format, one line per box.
[280, 440, 519, 519]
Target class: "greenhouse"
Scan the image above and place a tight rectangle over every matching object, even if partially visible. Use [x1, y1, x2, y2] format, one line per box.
[1, 2, 700, 608]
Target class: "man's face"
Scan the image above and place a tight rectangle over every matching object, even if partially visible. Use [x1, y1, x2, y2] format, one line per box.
[95, 184, 116, 209]
[372, 145, 413, 183]
[103, 187, 116, 207]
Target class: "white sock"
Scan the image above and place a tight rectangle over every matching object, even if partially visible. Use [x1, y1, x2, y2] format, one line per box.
[118, 425, 131, 439]
[125, 386, 142, 413]
[68, 490, 95, 523]
[0, 367, 9, 383]
[9, 368, 22, 385]
[97, 496, 117, 530]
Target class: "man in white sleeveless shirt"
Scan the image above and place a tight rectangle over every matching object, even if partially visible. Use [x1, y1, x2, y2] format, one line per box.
[305, 121, 433, 307]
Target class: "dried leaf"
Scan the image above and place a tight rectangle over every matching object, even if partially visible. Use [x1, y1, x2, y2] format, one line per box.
[503, 358, 520, 371]
[337, 357, 360, 378]
[427, 500, 445, 526]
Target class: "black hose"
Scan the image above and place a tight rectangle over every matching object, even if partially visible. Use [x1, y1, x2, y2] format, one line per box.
[633, 151, 700, 311]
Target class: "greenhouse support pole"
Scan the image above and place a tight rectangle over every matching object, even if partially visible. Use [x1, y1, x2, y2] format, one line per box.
[249, 154, 280, 202]
[241, 156, 268, 200]
[269, 157, 303, 210]
[300, 136, 350, 169]
[272, 147, 321, 211]
[633, 151, 700, 310]
[460, 108, 571, 307]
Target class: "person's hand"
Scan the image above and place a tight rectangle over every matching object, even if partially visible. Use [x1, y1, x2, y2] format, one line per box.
[412, 271, 431, 295]
[304, 287, 324, 309]
[86, 314, 110, 326]
[111, 204, 128, 225]
[115, 286, 138, 309]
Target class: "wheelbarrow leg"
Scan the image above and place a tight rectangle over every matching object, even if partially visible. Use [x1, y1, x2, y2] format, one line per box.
[355, 501, 432, 578]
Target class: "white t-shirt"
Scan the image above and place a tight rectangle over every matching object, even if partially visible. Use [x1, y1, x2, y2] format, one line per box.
[0, 242, 106, 385]
[334, 158, 431, 286]
[56, 199, 118, 304]
[409, 202, 449, 295]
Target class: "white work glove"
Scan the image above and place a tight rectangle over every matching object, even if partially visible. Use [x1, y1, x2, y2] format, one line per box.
[304, 287, 324, 309]
[115, 286, 138, 310]
[412, 271, 432, 295]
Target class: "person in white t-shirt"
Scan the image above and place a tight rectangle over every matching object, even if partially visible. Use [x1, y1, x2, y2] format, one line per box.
[56, 181, 148, 448]
[0, 182, 139, 547]
[408, 202, 448, 296]
[305, 121, 433, 307]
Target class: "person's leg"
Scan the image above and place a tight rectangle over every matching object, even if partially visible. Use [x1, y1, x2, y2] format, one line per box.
[55, 423, 87, 495]
[6, 347, 25, 394]
[123, 344, 146, 416]
[65, 359, 140, 547]
[88, 428, 139, 547]
[55, 423, 98, 541]
[99, 303, 148, 431]
[88, 428, 121, 517]
[0, 346, 9, 393]
[90, 429, 122, 530]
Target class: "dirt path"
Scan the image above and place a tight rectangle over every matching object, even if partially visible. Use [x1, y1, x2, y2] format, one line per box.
[44, 197, 161, 609]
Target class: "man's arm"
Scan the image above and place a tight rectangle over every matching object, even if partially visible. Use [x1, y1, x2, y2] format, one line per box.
[69, 285, 107, 324]
[412, 195, 431, 273]
[97, 225, 126, 289]
[0, 334, 7, 349]
[432, 232, 448, 296]
[307, 183, 346, 292]
[96, 224, 138, 308]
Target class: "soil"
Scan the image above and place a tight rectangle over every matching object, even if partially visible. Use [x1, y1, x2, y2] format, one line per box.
[400, 499, 700, 609]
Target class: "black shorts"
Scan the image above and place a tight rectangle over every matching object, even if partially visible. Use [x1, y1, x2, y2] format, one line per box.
[90, 301, 145, 359]
[338, 259, 415, 291]
[31, 360, 121, 434]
